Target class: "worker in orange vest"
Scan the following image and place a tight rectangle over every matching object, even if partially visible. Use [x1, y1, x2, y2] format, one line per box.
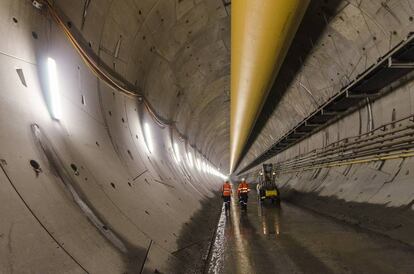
[238, 178, 249, 209]
[222, 181, 232, 199]
[237, 178, 249, 195]
[222, 181, 232, 211]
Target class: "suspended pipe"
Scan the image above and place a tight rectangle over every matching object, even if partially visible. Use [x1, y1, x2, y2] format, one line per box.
[230, 0, 310, 172]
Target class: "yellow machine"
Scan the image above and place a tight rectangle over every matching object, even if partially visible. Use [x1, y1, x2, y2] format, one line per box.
[257, 164, 280, 203]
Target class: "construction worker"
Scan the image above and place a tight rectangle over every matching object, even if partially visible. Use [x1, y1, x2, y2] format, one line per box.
[237, 178, 249, 196]
[238, 178, 249, 209]
[222, 180, 232, 211]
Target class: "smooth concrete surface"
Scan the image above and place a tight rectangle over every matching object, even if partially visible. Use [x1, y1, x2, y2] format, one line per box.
[275, 155, 414, 247]
[0, 1, 225, 273]
[264, 103, 414, 246]
[208, 189, 414, 274]
[55, 0, 231, 170]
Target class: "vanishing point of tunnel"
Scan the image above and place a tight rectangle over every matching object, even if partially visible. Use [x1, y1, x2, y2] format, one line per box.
[2, 0, 414, 273]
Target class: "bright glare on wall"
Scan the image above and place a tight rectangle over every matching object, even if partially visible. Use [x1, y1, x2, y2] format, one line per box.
[47, 57, 61, 120]
[196, 158, 201, 171]
[174, 143, 181, 162]
[189, 153, 227, 179]
[144, 123, 154, 153]
[187, 152, 194, 168]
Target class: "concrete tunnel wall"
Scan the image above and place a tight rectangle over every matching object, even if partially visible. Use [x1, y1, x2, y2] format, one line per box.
[0, 1, 229, 273]
[273, 77, 414, 247]
[241, 0, 414, 248]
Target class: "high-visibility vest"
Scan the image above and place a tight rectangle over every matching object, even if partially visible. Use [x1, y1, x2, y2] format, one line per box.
[238, 182, 249, 194]
[222, 183, 231, 197]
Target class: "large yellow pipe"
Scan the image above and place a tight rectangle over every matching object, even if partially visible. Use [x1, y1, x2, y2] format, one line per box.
[230, 0, 310, 173]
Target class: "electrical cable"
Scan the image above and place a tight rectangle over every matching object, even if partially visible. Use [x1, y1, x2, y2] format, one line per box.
[40, 1, 200, 146]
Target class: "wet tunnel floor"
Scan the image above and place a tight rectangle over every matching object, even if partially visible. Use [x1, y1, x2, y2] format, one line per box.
[207, 191, 414, 274]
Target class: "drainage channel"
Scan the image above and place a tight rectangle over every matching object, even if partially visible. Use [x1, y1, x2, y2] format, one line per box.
[203, 203, 227, 274]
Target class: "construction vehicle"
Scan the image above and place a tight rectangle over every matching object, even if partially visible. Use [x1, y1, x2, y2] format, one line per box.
[256, 164, 280, 204]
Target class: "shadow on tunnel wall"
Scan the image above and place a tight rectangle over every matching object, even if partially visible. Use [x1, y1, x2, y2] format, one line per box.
[237, 0, 345, 169]
[31, 123, 149, 273]
[166, 193, 222, 274]
[280, 188, 414, 248]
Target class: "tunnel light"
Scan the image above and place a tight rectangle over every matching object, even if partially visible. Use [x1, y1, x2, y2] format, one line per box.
[173, 143, 181, 163]
[187, 152, 194, 168]
[47, 57, 61, 120]
[196, 160, 227, 179]
[217, 170, 227, 180]
[144, 123, 154, 153]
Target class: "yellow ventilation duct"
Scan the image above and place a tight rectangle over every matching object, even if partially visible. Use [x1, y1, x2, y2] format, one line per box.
[230, 0, 310, 173]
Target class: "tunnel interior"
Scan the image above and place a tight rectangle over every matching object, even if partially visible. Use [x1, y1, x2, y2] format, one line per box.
[2, 0, 414, 273]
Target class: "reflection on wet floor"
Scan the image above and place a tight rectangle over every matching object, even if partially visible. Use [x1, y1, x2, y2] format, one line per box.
[228, 189, 255, 274]
[258, 203, 280, 237]
[208, 189, 414, 274]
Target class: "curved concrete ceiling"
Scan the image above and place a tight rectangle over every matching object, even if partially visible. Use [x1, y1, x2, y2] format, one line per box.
[57, 0, 230, 171]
